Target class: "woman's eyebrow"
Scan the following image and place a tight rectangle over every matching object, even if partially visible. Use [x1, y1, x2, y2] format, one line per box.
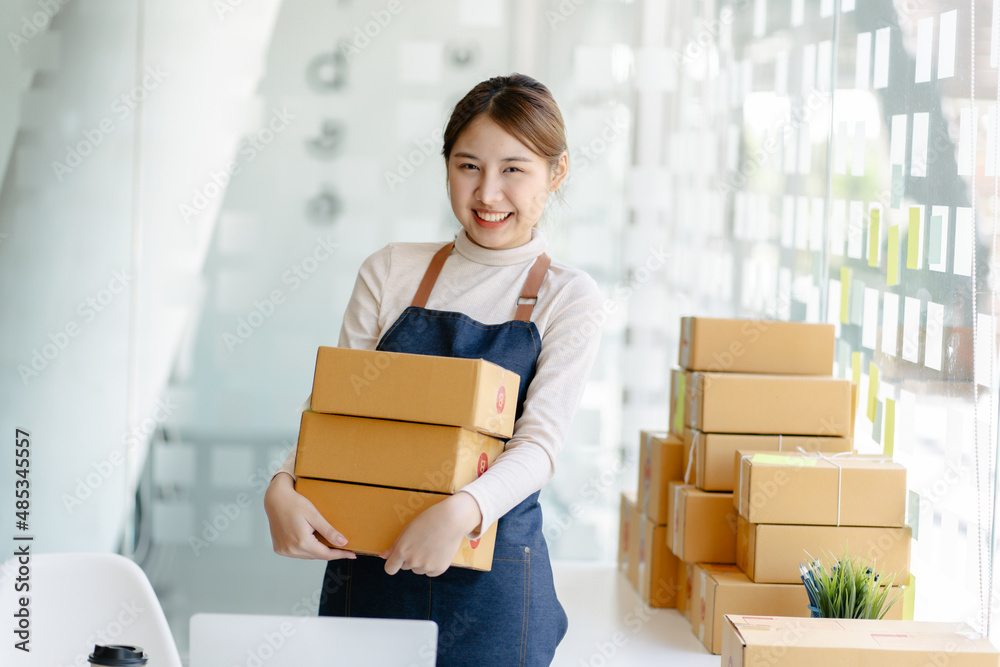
[452, 151, 532, 163]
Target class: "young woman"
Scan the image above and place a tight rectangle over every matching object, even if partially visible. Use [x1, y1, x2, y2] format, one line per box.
[264, 73, 603, 665]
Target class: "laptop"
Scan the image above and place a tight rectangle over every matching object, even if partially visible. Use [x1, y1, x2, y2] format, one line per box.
[189, 613, 437, 666]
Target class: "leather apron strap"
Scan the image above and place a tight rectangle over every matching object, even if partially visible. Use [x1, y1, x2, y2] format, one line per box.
[514, 252, 551, 322]
[410, 242, 455, 308]
[410, 240, 551, 321]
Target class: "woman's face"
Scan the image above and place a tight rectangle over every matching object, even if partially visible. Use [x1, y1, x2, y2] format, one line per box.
[447, 115, 567, 250]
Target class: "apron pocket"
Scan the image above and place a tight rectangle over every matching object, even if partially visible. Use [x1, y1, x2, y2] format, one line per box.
[435, 544, 530, 666]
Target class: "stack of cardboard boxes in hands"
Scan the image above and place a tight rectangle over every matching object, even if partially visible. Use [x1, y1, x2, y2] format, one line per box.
[620, 317, 918, 655]
[294, 346, 520, 571]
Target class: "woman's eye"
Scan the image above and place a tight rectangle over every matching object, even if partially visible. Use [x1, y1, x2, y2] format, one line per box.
[504, 167, 522, 173]
[460, 163, 478, 170]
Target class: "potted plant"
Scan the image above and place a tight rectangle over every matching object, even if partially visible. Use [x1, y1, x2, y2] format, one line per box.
[799, 549, 903, 619]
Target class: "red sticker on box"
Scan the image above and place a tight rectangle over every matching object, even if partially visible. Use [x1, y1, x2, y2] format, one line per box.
[496, 386, 506, 413]
[469, 537, 480, 549]
[477, 453, 489, 477]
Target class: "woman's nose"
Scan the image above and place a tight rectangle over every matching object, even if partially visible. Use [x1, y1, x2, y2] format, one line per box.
[476, 172, 503, 204]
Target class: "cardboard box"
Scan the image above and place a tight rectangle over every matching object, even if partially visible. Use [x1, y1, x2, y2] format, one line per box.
[679, 317, 835, 375]
[677, 559, 693, 620]
[685, 372, 852, 436]
[626, 498, 642, 590]
[736, 452, 906, 527]
[618, 492, 636, 573]
[691, 564, 743, 641]
[667, 482, 738, 563]
[310, 346, 520, 438]
[681, 428, 697, 485]
[639, 431, 684, 524]
[295, 477, 496, 571]
[695, 567, 811, 654]
[294, 411, 505, 494]
[736, 516, 912, 584]
[638, 514, 681, 608]
[669, 369, 690, 438]
[721, 616, 1000, 666]
[687, 430, 852, 492]
[635, 429, 666, 516]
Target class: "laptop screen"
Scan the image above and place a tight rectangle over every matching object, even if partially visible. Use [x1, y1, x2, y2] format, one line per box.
[189, 613, 437, 666]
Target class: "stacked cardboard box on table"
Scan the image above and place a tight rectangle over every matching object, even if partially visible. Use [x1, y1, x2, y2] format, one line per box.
[669, 317, 869, 654]
[722, 616, 1000, 666]
[734, 450, 912, 628]
[294, 346, 521, 571]
[618, 430, 684, 607]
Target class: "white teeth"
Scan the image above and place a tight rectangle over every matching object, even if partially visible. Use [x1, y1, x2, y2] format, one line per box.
[476, 211, 511, 222]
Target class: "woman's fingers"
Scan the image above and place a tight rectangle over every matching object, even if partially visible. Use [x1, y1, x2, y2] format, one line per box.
[264, 475, 356, 561]
[306, 504, 349, 548]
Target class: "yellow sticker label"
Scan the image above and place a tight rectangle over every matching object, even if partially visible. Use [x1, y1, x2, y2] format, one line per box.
[868, 209, 880, 267]
[883, 398, 896, 458]
[907, 207, 921, 270]
[867, 362, 880, 421]
[887, 225, 900, 286]
[902, 573, 916, 621]
[751, 453, 819, 467]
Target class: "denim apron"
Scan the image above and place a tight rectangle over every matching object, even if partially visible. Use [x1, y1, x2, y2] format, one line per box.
[318, 241, 568, 666]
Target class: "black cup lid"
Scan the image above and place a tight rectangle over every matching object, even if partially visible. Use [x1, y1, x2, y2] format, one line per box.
[88, 644, 149, 666]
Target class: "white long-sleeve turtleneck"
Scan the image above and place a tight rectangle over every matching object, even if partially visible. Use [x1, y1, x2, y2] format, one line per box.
[275, 227, 604, 539]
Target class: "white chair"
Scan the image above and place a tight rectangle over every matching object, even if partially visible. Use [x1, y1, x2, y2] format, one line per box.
[190, 613, 438, 666]
[0, 552, 181, 666]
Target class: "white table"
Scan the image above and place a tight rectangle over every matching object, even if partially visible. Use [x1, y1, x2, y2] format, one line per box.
[551, 561, 720, 666]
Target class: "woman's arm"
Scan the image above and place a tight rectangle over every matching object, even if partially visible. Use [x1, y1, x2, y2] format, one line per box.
[459, 270, 605, 537]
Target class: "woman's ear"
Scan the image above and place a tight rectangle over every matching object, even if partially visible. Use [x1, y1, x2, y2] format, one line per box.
[549, 151, 569, 192]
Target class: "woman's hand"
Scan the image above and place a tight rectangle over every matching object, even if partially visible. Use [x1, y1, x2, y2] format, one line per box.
[263, 472, 357, 561]
[381, 491, 483, 577]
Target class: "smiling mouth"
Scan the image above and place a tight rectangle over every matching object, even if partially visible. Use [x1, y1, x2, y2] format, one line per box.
[473, 210, 513, 225]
